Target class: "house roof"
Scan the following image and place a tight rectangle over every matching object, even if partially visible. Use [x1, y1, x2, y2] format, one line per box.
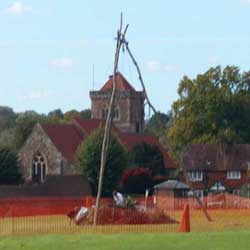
[100, 72, 136, 92]
[154, 180, 189, 190]
[182, 144, 250, 171]
[41, 124, 84, 162]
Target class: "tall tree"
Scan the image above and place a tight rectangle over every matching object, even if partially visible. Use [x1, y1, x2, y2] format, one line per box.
[77, 128, 128, 196]
[167, 66, 250, 155]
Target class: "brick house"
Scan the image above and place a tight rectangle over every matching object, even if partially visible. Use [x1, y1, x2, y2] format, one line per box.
[180, 144, 250, 198]
[19, 73, 175, 184]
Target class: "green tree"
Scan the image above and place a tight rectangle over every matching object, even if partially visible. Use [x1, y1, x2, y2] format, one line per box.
[0, 106, 16, 130]
[0, 147, 22, 184]
[64, 110, 81, 122]
[78, 128, 128, 196]
[167, 66, 250, 156]
[48, 109, 64, 123]
[144, 112, 172, 147]
[80, 109, 91, 119]
[129, 143, 165, 176]
[15, 111, 48, 149]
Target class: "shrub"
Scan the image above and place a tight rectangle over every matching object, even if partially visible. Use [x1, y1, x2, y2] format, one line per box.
[121, 167, 153, 194]
[0, 147, 22, 184]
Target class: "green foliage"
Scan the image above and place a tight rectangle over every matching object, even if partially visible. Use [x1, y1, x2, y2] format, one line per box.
[121, 167, 153, 194]
[144, 112, 172, 147]
[80, 109, 91, 119]
[48, 109, 64, 121]
[0, 147, 22, 184]
[15, 111, 49, 149]
[0, 106, 91, 151]
[0, 106, 16, 130]
[78, 128, 128, 196]
[129, 143, 165, 175]
[167, 65, 250, 156]
[64, 110, 81, 122]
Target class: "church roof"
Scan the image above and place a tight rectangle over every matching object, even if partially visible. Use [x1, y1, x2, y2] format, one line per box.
[41, 124, 84, 162]
[100, 72, 136, 92]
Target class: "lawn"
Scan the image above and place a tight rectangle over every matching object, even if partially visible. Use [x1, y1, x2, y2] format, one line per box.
[0, 231, 250, 250]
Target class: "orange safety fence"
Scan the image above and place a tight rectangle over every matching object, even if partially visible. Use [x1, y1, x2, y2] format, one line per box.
[1, 193, 250, 236]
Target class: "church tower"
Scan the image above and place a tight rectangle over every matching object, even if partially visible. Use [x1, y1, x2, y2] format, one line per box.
[90, 72, 145, 133]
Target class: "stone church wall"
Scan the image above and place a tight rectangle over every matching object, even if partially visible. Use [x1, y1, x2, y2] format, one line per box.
[19, 124, 75, 182]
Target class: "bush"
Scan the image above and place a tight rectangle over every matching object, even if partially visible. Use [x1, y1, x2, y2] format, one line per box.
[129, 143, 165, 176]
[0, 147, 22, 184]
[78, 128, 128, 196]
[121, 167, 153, 194]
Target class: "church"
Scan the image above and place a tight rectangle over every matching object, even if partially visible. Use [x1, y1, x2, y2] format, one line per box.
[19, 72, 175, 185]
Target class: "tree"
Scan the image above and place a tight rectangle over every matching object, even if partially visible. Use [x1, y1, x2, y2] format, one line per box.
[144, 112, 172, 147]
[78, 128, 128, 196]
[48, 109, 64, 123]
[121, 167, 153, 194]
[129, 143, 165, 176]
[80, 109, 91, 119]
[64, 110, 80, 122]
[0, 106, 16, 130]
[167, 65, 250, 156]
[15, 111, 48, 149]
[0, 147, 22, 184]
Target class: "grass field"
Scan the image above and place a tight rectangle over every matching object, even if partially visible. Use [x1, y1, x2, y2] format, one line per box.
[0, 231, 250, 250]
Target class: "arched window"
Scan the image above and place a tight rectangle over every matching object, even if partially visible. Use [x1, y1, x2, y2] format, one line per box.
[102, 107, 109, 120]
[32, 152, 47, 183]
[101, 106, 120, 120]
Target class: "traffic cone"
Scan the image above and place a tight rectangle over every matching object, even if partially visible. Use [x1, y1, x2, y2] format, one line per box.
[179, 203, 190, 233]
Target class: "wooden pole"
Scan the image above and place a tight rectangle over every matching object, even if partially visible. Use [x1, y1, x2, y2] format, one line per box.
[93, 14, 129, 225]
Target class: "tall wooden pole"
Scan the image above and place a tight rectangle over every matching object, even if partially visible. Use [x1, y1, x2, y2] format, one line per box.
[93, 14, 128, 225]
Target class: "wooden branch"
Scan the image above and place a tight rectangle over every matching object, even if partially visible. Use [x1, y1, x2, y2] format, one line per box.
[93, 14, 129, 226]
[123, 40, 157, 114]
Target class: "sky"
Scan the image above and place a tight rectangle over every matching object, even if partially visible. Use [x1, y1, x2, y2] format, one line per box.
[0, 0, 250, 116]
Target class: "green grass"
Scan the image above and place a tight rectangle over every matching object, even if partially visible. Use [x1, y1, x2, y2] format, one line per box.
[0, 231, 250, 250]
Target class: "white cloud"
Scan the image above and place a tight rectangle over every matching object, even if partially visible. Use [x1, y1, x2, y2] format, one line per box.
[17, 90, 53, 101]
[163, 65, 179, 73]
[146, 61, 161, 73]
[146, 60, 179, 73]
[208, 56, 221, 64]
[4, 1, 32, 16]
[49, 57, 73, 69]
[240, 0, 250, 4]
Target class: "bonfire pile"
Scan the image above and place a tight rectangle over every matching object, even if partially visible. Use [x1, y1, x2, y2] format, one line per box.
[67, 206, 178, 225]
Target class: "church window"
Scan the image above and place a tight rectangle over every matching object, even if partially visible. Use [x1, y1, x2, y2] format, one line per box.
[32, 152, 47, 183]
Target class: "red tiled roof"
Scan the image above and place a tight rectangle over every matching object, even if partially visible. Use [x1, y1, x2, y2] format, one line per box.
[74, 118, 106, 135]
[119, 133, 176, 169]
[100, 72, 136, 92]
[183, 144, 250, 171]
[41, 124, 84, 162]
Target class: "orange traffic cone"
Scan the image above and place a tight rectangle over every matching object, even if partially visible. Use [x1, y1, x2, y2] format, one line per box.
[179, 203, 190, 233]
